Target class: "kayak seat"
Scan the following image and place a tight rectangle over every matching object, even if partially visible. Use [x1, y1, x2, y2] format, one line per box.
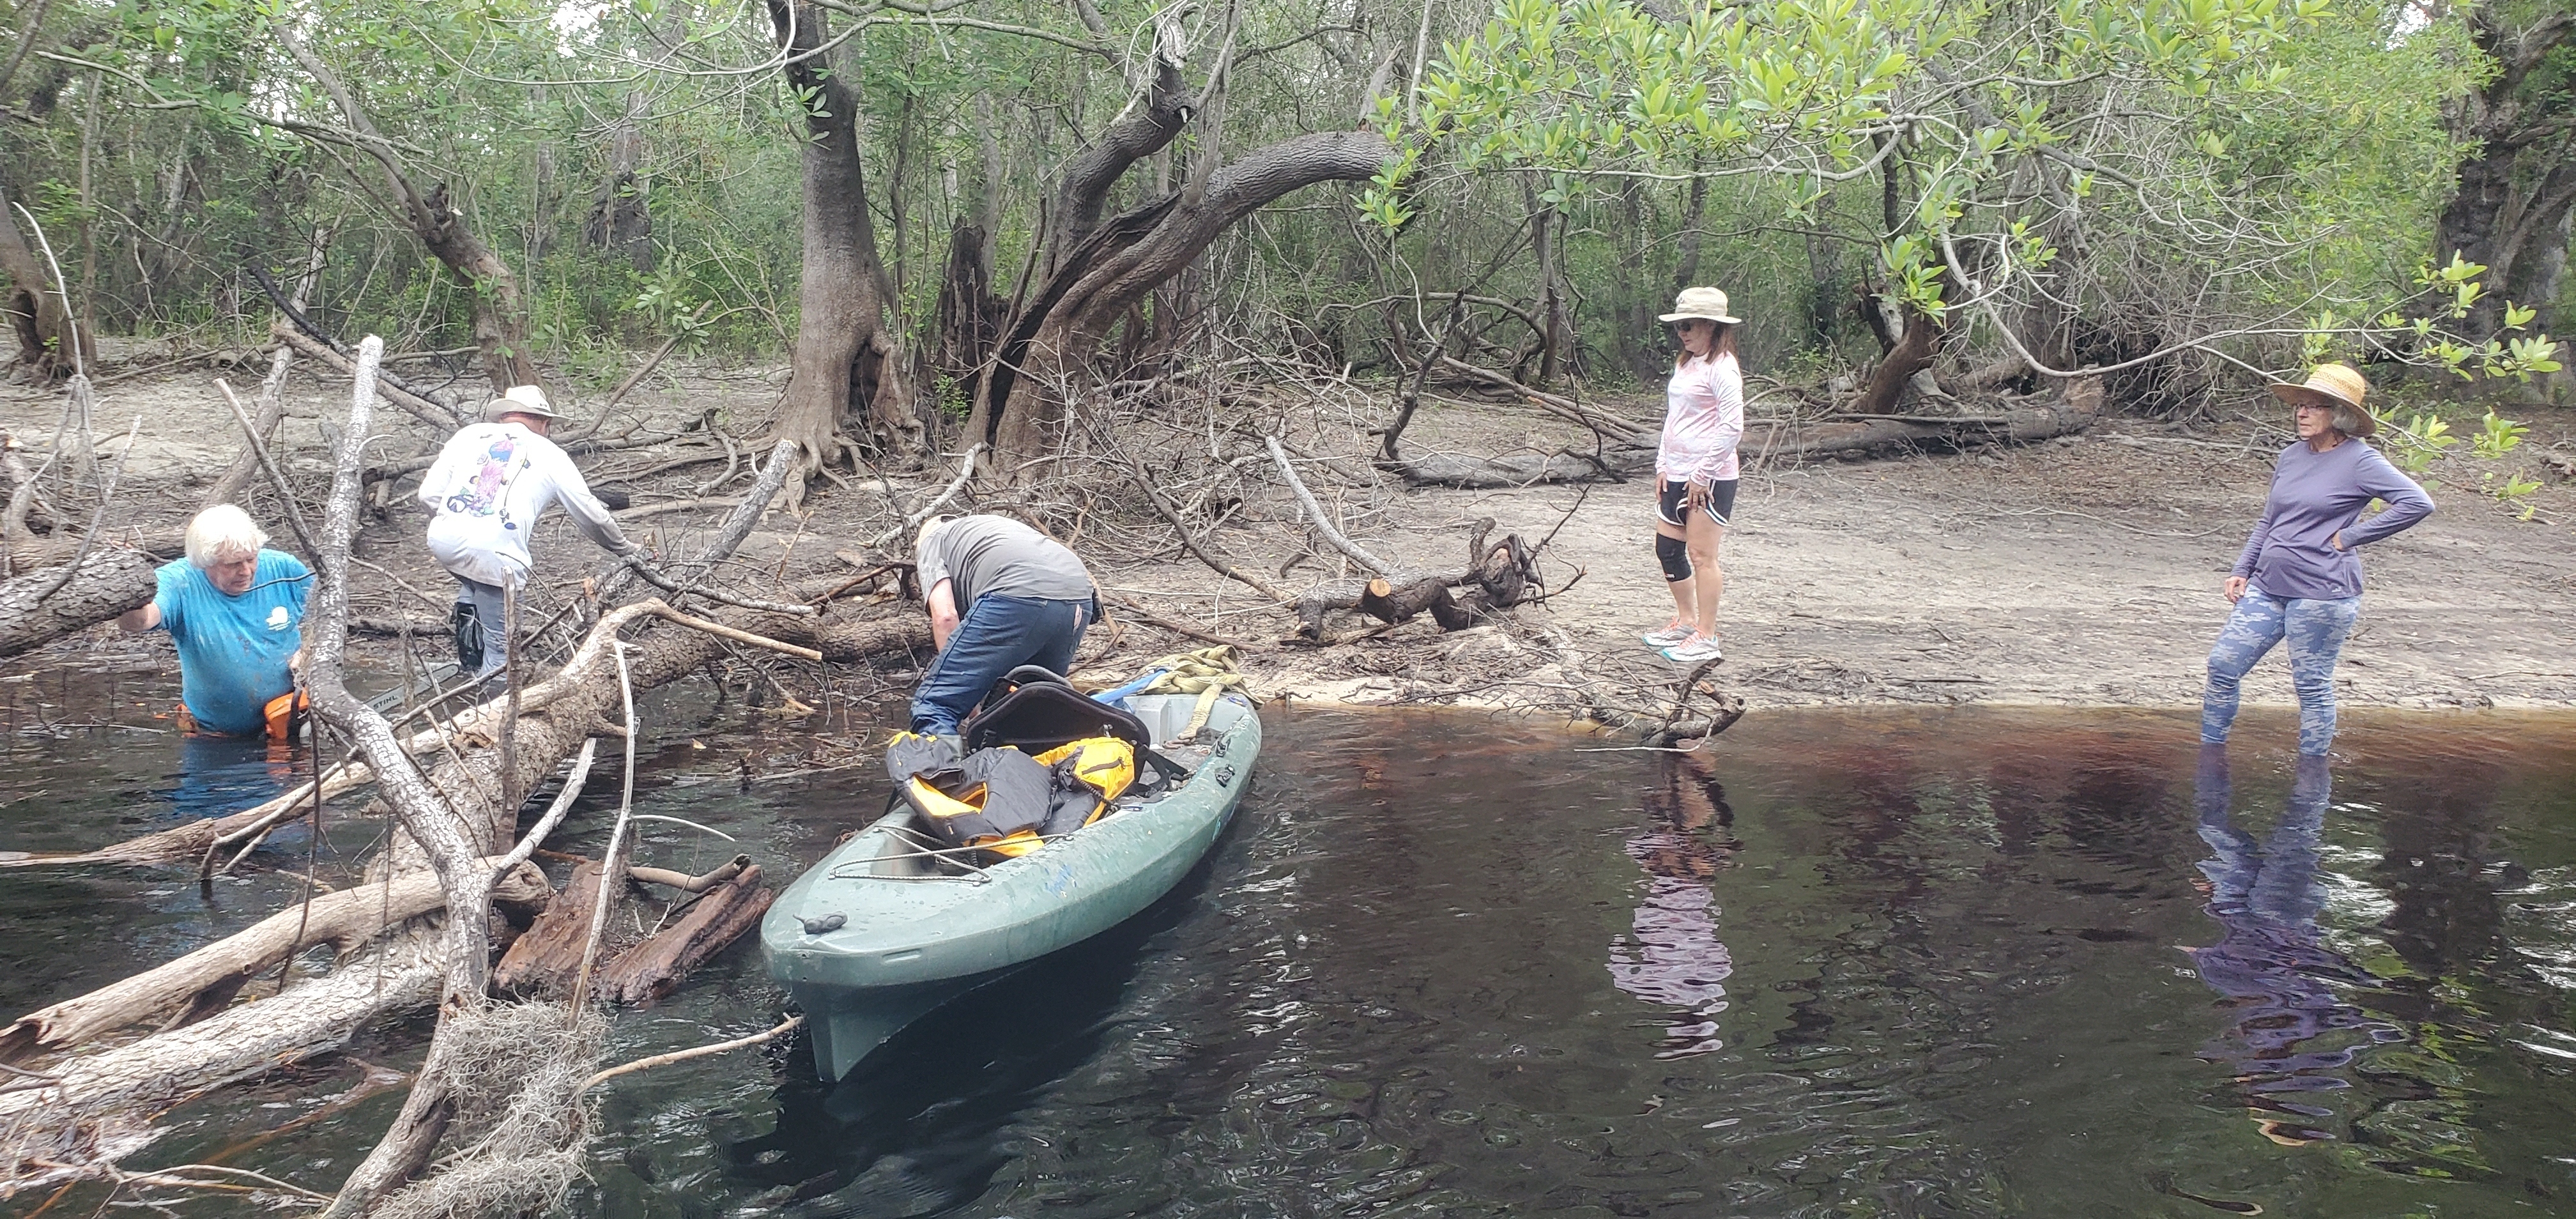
[965, 667, 1153, 757]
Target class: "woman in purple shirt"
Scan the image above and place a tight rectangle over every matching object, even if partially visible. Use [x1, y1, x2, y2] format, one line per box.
[2203, 364, 2434, 756]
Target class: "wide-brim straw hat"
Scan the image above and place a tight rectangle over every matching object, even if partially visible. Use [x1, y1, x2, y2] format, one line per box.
[1659, 286, 1740, 325]
[488, 384, 559, 420]
[2266, 363, 2377, 438]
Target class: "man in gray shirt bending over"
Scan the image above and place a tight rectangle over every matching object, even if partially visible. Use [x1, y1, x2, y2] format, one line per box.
[911, 514, 1100, 735]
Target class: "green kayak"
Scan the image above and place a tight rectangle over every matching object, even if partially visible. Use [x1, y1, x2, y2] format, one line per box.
[763, 689, 1261, 1081]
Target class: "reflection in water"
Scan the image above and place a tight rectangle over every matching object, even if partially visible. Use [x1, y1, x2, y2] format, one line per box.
[717, 868, 1199, 1217]
[17, 704, 2576, 1218]
[169, 733, 298, 820]
[1606, 750, 1741, 1059]
[2186, 746, 2403, 1146]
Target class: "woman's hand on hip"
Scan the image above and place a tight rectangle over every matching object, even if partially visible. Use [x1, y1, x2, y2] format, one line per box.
[1683, 480, 1710, 510]
[2223, 576, 2247, 604]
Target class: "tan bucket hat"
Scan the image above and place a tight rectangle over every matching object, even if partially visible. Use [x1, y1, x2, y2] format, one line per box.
[488, 384, 558, 421]
[2266, 363, 2376, 438]
[1659, 286, 1740, 325]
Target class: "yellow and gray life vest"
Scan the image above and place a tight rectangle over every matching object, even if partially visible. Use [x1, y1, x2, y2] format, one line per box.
[888, 732, 1137, 860]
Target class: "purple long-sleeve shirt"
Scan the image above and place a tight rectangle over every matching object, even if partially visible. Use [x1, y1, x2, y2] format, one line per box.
[2231, 438, 2433, 600]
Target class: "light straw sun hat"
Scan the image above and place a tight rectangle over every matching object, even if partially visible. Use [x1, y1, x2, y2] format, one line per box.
[488, 384, 559, 421]
[1659, 286, 1740, 325]
[2266, 363, 2377, 438]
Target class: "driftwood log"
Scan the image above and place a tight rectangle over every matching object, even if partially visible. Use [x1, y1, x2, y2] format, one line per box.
[595, 864, 773, 1006]
[1293, 519, 1540, 641]
[492, 859, 606, 995]
[500, 853, 767, 1001]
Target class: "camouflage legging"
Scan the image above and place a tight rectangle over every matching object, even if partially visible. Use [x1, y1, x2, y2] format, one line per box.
[2202, 590, 2362, 756]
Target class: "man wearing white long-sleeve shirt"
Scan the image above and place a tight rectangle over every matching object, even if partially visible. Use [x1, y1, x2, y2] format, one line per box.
[418, 385, 640, 686]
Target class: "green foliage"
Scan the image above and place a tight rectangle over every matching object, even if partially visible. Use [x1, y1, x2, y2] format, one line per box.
[2382, 405, 2545, 520]
[2384, 410, 2456, 477]
[0, 0, 2559, 422]
[2470, 409, 2526, 460]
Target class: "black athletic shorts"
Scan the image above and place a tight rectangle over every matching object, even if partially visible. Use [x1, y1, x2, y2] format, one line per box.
[1657, 477, 1738, 528]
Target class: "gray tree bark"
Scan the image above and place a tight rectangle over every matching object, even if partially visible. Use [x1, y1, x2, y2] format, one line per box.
[2433, 8, 2576, 340]
[763, 0, 921, 482]
[0, 545, 152, 659]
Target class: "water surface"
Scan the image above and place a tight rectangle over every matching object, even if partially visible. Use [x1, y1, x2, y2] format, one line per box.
[8, 680, 2576, 1218]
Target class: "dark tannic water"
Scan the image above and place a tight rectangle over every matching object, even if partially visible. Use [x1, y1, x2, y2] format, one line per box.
[7, 668, 2576, 1218]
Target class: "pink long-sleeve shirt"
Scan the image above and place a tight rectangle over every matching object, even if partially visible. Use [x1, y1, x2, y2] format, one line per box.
[1657, 353, 1744, 484]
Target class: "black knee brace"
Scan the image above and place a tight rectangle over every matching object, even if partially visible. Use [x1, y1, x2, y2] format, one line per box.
[1655, 533, 1692, 583]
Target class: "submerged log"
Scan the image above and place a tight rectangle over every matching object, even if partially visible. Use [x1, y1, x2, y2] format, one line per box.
[595, 864, 773, 1006]
[0, 933, 445, 1184]
[0, 862, 551, 1065]
[0, 546, 156, 659]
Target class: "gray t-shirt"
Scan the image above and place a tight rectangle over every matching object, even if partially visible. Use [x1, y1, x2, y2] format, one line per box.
[917, 516, 1094, 608]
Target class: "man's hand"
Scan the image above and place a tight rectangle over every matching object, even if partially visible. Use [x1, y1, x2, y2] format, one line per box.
[927, 580, 960, 651]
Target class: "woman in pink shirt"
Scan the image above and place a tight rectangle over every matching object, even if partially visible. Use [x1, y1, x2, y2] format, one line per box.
[1643, 287, 1746, 663]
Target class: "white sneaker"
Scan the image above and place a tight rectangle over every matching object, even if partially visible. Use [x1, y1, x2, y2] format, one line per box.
[1660, 634, 1724, 664]
[1641, 621, 1696, 648]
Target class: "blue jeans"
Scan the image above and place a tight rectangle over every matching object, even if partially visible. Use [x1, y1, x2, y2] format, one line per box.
[453, 576, 509, 682]
[909, 594, 1093, 734]
[2202, 590, 2361, 756]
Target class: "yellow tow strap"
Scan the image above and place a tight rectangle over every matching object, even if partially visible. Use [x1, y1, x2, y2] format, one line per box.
[1127, 645, 1250, 739]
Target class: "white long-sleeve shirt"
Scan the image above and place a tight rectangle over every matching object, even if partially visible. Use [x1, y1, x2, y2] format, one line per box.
[1655, 352, 1745, 484]
[417, 421, 631, 588]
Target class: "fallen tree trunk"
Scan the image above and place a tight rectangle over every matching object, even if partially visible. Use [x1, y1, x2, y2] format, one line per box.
[1391, 377, 2103, 487]
[0, 601, 927, 872]
[0, 931, 445, 1188]
[272, 323, 461, 431]
[0, 545, 155, 659]
[1387, 447, 1648, 489]
[1360, 575, 1475, 632]
[0, 861, 551, 1066]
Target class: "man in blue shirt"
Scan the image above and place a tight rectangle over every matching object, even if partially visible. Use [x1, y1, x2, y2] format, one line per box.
[118, 505, 311, 739]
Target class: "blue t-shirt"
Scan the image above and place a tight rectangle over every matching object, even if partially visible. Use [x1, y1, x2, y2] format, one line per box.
[154, 550, 311, 736]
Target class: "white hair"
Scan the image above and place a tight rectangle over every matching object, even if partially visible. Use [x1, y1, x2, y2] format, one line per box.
[2331, 405, 2368, 438]
[185, 504, 268, 568]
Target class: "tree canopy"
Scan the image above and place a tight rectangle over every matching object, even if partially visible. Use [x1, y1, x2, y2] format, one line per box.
[0, 0, 2564, 440]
